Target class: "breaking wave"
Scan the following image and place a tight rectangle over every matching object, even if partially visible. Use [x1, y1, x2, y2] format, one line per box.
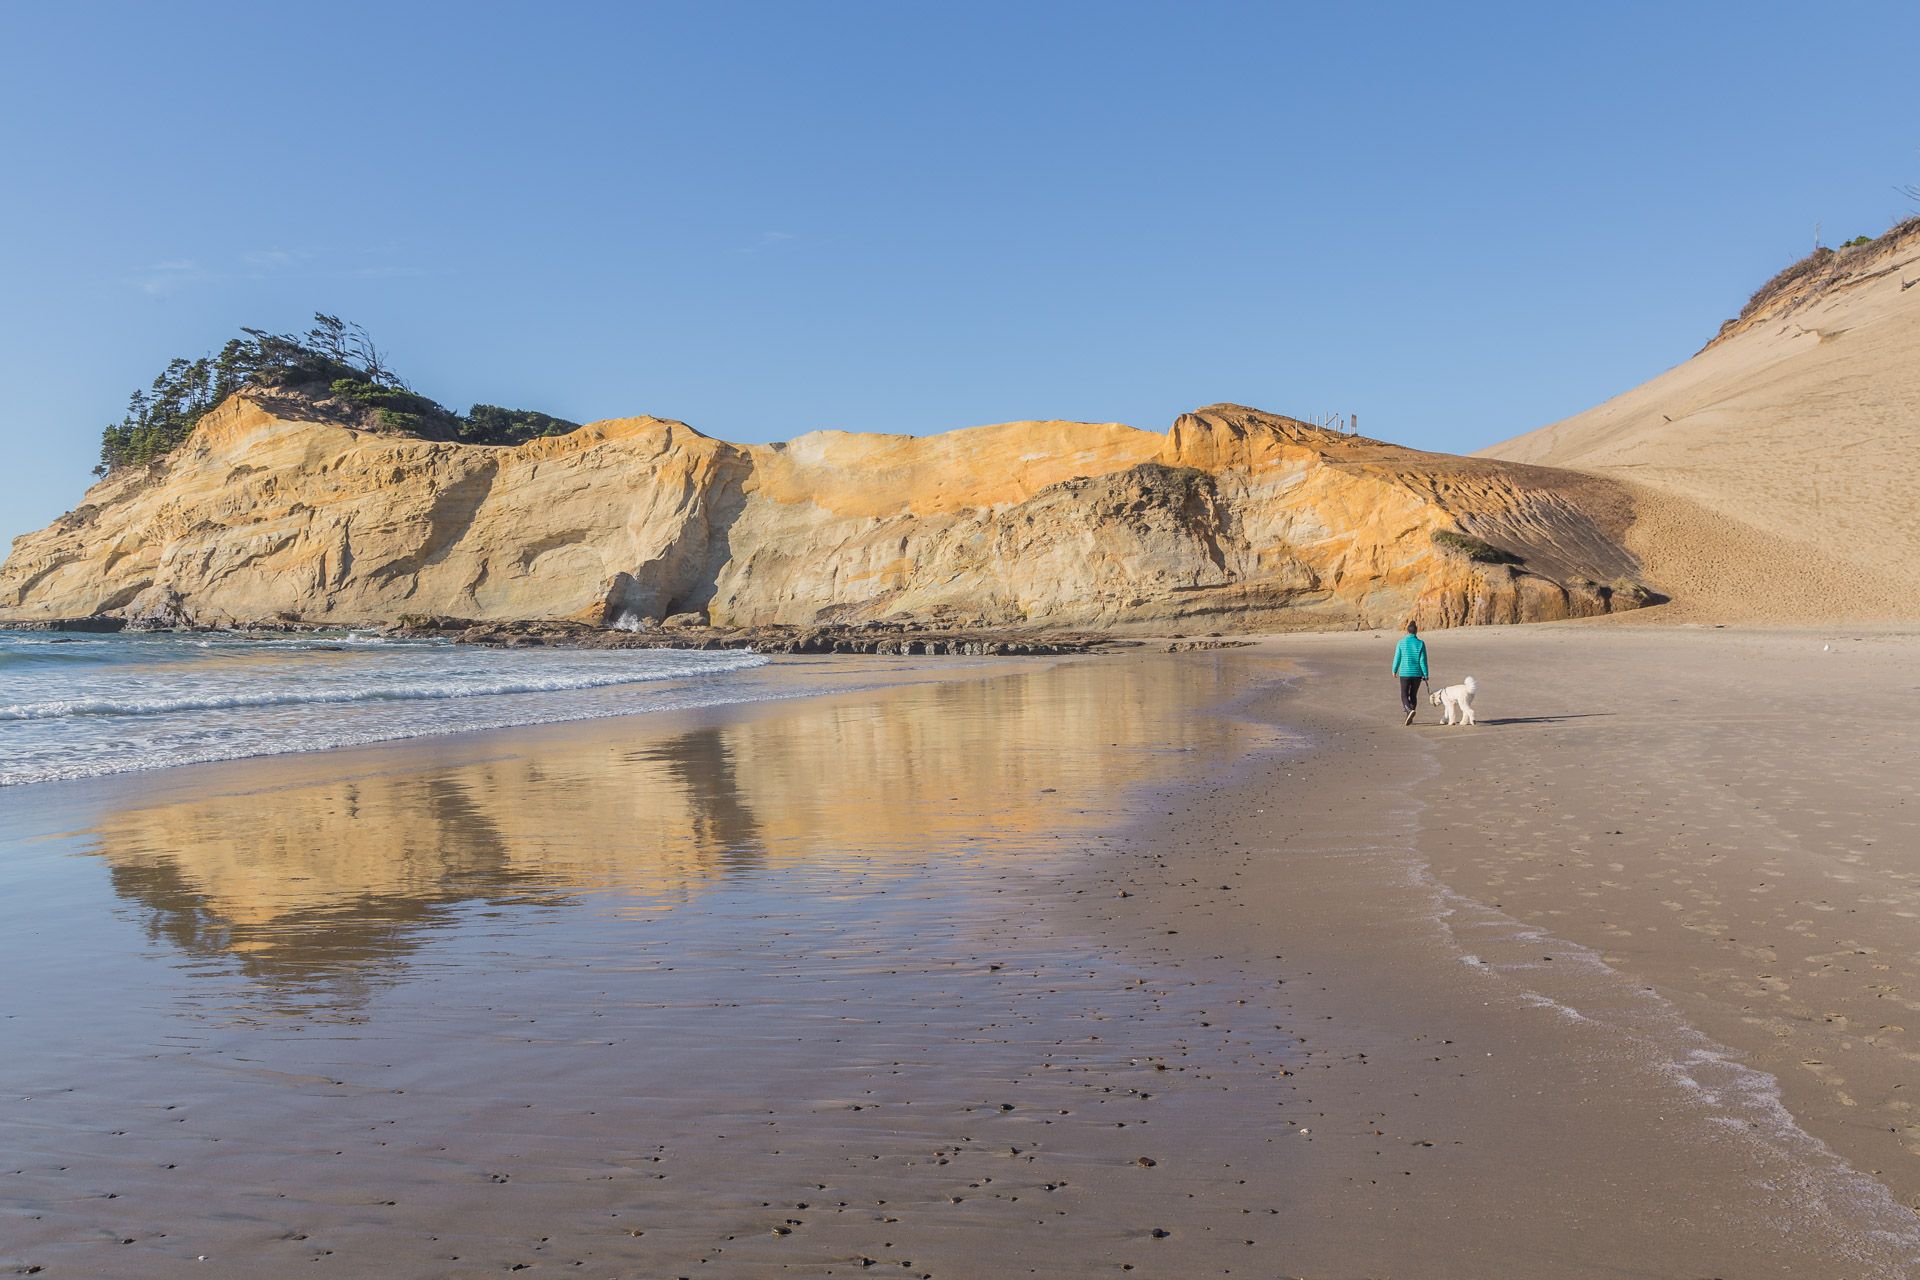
[0, 630, 773, 786]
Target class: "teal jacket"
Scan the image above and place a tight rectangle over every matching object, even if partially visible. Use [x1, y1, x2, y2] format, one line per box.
[1392, 634, 1428, 678]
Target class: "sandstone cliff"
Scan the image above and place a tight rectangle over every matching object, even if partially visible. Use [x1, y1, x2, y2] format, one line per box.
[1481, 219, 1920, 623]
[1, 398, 1655, 632]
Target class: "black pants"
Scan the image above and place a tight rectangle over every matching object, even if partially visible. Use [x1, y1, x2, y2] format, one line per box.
[1399, 676, 1424, 713]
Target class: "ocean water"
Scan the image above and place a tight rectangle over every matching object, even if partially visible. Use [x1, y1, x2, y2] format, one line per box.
[0, 629, 775, 786]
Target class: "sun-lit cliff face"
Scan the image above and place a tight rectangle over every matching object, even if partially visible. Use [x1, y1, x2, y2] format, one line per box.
[0, 398, 1653, 631]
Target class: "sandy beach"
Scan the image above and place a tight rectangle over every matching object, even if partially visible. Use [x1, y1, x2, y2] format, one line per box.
[4, 628, 1919, 1278]
[9, 8, 1920, 1277]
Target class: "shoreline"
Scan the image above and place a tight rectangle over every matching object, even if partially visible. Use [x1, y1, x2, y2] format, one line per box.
[0, 645, 1070, 795]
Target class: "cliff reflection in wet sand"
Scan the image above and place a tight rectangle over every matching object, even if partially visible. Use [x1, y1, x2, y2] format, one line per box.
[88, 657, 1280, 1014]
[9, 654, 1326, 1280]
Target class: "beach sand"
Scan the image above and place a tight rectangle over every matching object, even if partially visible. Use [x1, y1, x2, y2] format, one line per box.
[3, 628, 1917, 1277]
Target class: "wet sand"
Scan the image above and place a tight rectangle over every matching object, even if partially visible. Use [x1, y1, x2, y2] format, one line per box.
[1117, 625, 1920, 1276]
[3, 631, 1918, 1277]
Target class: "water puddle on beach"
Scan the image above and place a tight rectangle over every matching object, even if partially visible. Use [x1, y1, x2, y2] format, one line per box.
[0, 655, 1307, 1279]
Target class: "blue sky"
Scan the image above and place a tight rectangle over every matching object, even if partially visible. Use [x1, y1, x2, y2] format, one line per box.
[2, 1, 1917, 546]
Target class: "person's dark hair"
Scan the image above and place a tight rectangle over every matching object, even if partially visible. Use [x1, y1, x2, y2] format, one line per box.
[1406, 620, 1418, 634]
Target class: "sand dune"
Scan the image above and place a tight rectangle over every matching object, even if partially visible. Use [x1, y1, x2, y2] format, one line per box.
[1481, 219, 1920, 622]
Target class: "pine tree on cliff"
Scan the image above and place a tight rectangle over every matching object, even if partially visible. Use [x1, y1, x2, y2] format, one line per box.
[94, 316, 580, 474]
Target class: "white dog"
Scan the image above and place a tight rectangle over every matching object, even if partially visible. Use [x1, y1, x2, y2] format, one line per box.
[1428, 675, 1478, 725]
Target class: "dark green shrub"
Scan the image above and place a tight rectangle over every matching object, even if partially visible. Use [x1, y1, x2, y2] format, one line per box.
[1431, 529, 1523, 564]
[329, 378, 439, 415]
[459, 404, 582, 446]
[1610, 578, 1653, 604]
[329, 379, 462, 438]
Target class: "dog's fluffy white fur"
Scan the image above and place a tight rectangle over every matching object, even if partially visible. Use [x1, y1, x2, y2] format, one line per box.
[1428, 675, 1478, 725]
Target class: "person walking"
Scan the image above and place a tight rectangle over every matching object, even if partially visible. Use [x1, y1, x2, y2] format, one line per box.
[1392, 620, 1428, 724]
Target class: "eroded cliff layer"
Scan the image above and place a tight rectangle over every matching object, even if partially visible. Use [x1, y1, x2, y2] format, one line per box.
[1, 399, 1654, 631]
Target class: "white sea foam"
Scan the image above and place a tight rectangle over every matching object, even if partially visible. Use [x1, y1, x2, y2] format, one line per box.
[0, 667, 724, 720]
[1378, 764, 1920, 1269]
[0, 630, 777, 786]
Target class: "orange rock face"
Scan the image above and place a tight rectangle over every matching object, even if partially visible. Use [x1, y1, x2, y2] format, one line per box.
[0, 398, 1654, 631]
